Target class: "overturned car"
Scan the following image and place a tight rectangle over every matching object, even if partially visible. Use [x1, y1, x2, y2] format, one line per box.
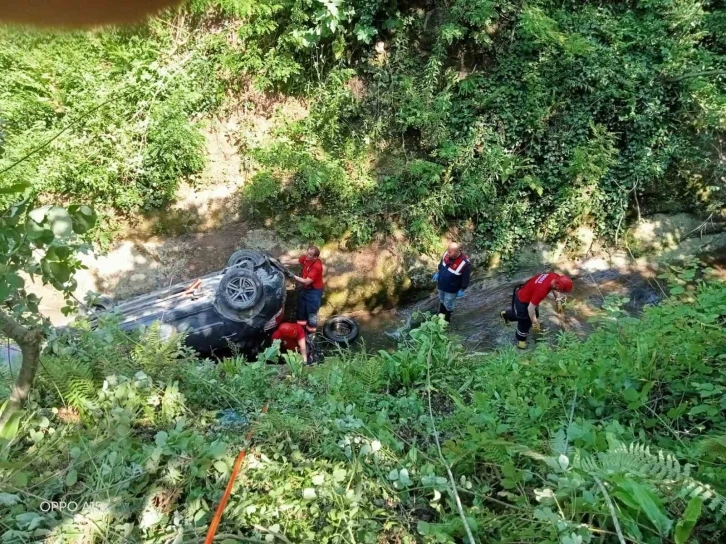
[88, 250, 289, 355]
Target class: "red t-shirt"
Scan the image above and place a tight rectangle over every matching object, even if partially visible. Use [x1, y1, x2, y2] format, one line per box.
[271, 323, 306, 351]
[517, 273, 558, 306]
[299, 256, 324, 290]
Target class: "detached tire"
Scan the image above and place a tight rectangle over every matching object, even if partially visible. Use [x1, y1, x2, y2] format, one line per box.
[323, 316, 360, 346]
[219, 268, 263, 311]
[227, 250, 265, 270]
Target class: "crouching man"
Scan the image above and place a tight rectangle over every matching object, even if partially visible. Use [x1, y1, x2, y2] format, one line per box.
[501, 272, 573, 349]
[271, 322, 308, 363]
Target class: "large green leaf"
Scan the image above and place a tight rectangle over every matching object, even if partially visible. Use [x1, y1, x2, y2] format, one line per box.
[674, 496, 702, 544]
[65, 469, 78, 487]
[25, 218, 49, 241]
[0, 405, 23, 442]
[42, 259, 72, 283]
[68, 205, 97, 234]
[45, 245, 71, 262]
[616, 478, 672, 535]
[47, 206, 73, 237]
[0, 181, 31, 195]
[5, 273, 24, 290]
[28, 206, 50, 224]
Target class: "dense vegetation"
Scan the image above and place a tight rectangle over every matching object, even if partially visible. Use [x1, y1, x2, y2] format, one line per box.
[1, 1, 725, 252]
[1, 266, 725, 543]
[0, 17, 219, 243]
[1, 3, 725, 543]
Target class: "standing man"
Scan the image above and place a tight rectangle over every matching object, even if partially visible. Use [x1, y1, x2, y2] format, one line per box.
[432, 242, 471, 323]
[501, 272, 573, 349]
[292, 245, 324, 333]
[271, 322, 308, 363]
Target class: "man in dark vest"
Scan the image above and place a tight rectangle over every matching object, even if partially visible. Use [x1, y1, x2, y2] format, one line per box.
[432, 242, 471, 323]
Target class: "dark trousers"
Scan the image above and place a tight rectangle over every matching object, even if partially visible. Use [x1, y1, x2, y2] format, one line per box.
[296, 288, 323, 330]
[503, 288, 539, 341]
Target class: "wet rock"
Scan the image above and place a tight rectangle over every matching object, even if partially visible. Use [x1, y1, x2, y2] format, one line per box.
[628, 213, 725, 254]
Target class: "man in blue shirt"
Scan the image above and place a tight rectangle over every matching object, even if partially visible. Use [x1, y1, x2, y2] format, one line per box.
[432, 242, 471, 323]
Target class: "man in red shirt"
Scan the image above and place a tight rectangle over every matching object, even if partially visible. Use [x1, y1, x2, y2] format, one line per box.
[501, 272, 573, 349]
[271, 322, 308, 363]
[292, 245, 324, 333]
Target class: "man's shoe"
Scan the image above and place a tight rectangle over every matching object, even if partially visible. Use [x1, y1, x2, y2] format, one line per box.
[500, 311, 510, 325]
[517, 340, 527, 350]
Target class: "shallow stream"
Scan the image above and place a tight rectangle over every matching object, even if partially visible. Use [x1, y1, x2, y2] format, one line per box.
[350, 251, 724, 354]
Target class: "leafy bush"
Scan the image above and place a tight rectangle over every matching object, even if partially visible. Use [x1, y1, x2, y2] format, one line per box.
[3, 1, 724, 250]
[0, 20, 219, 240]
[187, 0, 394, 91]
[244, 0, 726, 252]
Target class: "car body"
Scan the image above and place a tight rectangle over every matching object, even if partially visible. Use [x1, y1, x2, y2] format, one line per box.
[89, 249, 289, 354]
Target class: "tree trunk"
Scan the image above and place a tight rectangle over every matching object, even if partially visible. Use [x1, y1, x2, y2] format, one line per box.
[0, 311, 44, 428]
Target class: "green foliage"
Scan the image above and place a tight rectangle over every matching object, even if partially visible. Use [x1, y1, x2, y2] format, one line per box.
[3, 1, 724, 250]
[578, 441, 726, 516]
[0, 191, 96, 433]
[0, 195, 97, 324]
[2, 272, 725, 542]
[0, 18, 218, 239]
[187, 0, 393, 90]
[34, 319, 193, 414]
[243, 0, 726, 253]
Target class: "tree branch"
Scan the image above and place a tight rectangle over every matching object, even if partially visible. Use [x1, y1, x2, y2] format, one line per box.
[426, 345, 478, 544]
[593, 475, 626, 544]
[669, 69, 726, 83]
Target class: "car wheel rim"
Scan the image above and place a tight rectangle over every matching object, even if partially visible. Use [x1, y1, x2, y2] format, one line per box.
[333, 321, 352, 337]
[226, 277, 257, 304]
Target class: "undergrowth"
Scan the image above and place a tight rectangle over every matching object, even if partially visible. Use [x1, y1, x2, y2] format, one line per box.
[1, 271, 725, 543]
[2, 1, 725, 251]
[242, 0, 726, 253]
[0, 14, 221, 243]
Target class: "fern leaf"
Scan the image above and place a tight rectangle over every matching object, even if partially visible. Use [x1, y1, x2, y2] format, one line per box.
[359, 359, 383, 392]
[39, 354, 96, 415]
[551, 428, 568, 456]
[578, 440, 726, 516]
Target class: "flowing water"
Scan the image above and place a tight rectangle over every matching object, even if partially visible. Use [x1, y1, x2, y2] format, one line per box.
[351, 251, 725, 354]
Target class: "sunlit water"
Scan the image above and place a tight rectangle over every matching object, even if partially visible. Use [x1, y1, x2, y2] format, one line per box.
[351, 253, 724, 354]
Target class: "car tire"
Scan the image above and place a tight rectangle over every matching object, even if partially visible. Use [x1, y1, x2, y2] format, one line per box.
[218, 267, 264, 311]
[227, 249, 265, 270]
[80, 295, 114, 317]
[92, 295, 115, 312]
[322, 316, 360, 346]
